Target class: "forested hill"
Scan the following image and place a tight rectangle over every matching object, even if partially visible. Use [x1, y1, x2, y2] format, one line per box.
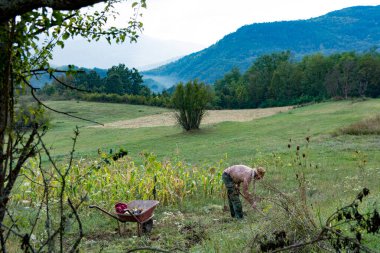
[143, 5, 380, 85]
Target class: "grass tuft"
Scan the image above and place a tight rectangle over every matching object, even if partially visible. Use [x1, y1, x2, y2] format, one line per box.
[335, 114, 380, 136]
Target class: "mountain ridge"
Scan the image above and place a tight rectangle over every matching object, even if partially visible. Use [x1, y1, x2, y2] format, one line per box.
[143, 5, 380, 87]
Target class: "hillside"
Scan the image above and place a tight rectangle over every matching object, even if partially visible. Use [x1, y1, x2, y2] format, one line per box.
[143, 5, 380, 86]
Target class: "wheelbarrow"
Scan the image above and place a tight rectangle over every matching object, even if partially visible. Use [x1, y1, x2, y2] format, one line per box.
[89, 200, 159, 236]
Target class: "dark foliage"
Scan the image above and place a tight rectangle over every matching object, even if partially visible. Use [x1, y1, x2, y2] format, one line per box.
[39, 64, 149, 97]
[214, 51, 380, 109]
[172, 80, 213, 131]
[98, 148, 129, 165]
[259, 230, 290, 252]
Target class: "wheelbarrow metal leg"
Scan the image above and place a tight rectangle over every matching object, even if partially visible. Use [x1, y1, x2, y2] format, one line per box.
[117, 221, 121, 236]
[137, 222, 142, 237]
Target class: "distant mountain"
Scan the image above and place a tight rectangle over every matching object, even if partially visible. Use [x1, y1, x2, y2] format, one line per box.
[143, 5, 380, 87]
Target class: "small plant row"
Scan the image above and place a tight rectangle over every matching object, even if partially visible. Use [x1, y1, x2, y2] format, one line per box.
[15, 152, 226, 209]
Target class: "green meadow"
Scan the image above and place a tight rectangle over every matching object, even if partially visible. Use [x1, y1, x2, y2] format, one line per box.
[27, 99, 380, 252]
[43, 99, 380, 166]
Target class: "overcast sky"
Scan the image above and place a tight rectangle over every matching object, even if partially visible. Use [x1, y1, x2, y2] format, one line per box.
[132, 0, 380, 45]
[52, 0, 380, 68]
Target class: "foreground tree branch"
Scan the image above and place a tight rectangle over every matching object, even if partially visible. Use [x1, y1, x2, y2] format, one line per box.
[0, 0, 107, 22]
[0, 0, 146, 251]
[21, 75, 104, 125]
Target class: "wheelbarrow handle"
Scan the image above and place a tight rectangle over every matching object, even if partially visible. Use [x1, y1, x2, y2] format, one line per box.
[89, 205, 120, 220]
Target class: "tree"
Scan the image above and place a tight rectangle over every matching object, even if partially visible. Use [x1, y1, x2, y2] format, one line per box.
[75, 70, 104, 92]
[339, 53, 358, 99]
[325, 66, 341, 98]
[324, 52, 359, 99]
[299, 53, 331, 100]
[357, 52, 380, 98]
[172, 80, 213, 131]
[245, 51, 291, 107]
[0, 0, 146, 251]
[105, 64, 144, 95]
[268, 61, 303, 106]
[214, 68, 249, 108]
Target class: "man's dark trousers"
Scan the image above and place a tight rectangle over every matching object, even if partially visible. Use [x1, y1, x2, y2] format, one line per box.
[222, 172, 243, 219]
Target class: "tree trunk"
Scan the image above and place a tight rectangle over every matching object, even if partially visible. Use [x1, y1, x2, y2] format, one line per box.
[0, 20, 12, 224]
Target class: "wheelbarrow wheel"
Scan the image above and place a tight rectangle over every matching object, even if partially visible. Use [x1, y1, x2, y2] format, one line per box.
[142, 219, 153, 233]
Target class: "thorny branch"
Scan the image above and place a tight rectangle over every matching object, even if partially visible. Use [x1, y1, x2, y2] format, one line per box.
[21, 75, 103, 126]
[253, 182, 379, 252]
[67, 198, 83, 253]
[51, 74, 90, 92]
[0, 223, 36, 253]
[27, 68, 90, 93]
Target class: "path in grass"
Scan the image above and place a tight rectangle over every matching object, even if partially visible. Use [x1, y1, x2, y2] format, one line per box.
[91, 106, 293, 128]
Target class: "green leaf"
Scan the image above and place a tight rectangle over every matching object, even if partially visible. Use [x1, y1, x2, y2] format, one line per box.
[56, 41, 64, 49]
[62, 32, 70, 40]
[52, 10, 63, 23]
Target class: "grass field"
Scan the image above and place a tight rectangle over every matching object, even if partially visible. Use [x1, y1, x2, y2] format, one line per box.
[17, 99, 380, 252]
[43, 99, 380, 167]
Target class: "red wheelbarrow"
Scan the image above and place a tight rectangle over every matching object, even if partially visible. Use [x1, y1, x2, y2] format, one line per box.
[89, 200, 159, 236]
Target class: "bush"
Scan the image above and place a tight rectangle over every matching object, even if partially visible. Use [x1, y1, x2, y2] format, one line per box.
[335, 114, 380, 135]
[172, 80, 213, 131]
[14, 102, 50, 131]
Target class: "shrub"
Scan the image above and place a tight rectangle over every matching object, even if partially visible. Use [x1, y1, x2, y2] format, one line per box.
[172, 80, 213, 131]
[335, 114, 380, 135]
[14, 102, 50, 131]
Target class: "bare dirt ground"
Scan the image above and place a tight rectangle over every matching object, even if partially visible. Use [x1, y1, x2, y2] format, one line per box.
[92, 106, 293, 129]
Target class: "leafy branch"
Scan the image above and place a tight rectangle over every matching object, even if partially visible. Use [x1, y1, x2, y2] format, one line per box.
[21, 75, 104, 126]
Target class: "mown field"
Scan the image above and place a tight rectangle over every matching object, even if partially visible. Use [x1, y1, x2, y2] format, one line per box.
[11, 99, 380, 252]
[42, 100, 380, 171]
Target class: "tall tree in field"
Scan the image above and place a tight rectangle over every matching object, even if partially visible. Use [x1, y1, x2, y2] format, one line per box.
[0, 0, 146, 251]
[172, 80, 213, 131]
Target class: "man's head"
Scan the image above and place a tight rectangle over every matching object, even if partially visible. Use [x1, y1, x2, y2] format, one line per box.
[254, 167, 266, 180]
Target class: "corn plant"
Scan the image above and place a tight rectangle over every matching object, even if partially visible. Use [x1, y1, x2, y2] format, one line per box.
[14, 152, 226, 210]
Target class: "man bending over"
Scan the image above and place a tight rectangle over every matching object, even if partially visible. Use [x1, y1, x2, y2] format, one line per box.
[222, 165, 266, 219]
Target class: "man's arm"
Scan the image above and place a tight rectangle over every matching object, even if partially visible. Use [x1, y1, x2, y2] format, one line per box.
[242, 179, 255, 205]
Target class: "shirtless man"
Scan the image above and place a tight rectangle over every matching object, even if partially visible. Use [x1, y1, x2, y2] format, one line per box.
[222, 165, 266, 219]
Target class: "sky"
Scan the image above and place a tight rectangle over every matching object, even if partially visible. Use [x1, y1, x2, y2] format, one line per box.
[51, 0, 380, 69]
[130, 0, 380, 45]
